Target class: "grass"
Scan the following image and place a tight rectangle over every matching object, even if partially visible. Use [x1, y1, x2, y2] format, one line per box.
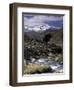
[24, 64, 53, 74]
[55, 54, 63, 62]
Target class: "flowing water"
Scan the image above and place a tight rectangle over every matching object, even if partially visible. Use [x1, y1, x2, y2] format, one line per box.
[32, 58, 63, 73]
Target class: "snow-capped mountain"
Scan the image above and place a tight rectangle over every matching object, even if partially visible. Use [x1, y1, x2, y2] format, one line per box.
[24, 24, 61, 32]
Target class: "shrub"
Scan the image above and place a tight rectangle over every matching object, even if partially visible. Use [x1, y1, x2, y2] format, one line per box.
[24, 64, 53, 74]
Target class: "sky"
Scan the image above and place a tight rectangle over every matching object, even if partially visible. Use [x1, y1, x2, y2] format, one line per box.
[23, 13, 63, 32]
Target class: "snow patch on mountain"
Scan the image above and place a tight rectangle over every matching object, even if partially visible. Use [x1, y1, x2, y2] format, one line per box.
[24, 24, 61, 32]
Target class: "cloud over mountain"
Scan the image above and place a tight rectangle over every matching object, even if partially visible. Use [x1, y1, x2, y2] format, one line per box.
[24, 14, 63, 32]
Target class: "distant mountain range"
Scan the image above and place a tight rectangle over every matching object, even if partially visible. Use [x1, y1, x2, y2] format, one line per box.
[24, 21, 62, 32]
[24, 26, 63, 47]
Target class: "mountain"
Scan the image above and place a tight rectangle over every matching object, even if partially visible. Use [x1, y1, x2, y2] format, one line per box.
[24, 27, 63, 47]
[24, 23, 62, 32]
[44, 28, 63, 46]
[46, 20, 63, 28]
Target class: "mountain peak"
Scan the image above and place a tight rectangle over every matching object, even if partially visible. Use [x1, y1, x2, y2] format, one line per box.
[24, 23, 61, 32]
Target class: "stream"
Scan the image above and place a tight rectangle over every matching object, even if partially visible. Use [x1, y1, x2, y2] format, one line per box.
[32, 58, 63, 73]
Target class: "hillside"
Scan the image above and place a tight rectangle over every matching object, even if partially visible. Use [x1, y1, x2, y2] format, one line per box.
[24, 28, 63, 46]
[24, 28, 63, 74]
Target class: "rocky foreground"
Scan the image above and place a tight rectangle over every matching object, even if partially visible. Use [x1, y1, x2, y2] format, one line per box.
[24, 40, 63, 74]
[24, 37, 63, 74]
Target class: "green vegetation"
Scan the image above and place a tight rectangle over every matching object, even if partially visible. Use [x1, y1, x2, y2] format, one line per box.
[55, 54, 63, 62]
[24, 64, 53, 74]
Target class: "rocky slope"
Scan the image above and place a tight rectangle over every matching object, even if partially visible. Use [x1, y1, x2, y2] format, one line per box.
[24, 28, 63, 74]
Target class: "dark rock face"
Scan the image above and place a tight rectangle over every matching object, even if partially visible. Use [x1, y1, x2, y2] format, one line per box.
[43, 34, 52, 43]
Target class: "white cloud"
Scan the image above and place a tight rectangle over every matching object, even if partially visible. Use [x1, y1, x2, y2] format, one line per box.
[24, 15, 63, 32]
[24, 15, 63, 26]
